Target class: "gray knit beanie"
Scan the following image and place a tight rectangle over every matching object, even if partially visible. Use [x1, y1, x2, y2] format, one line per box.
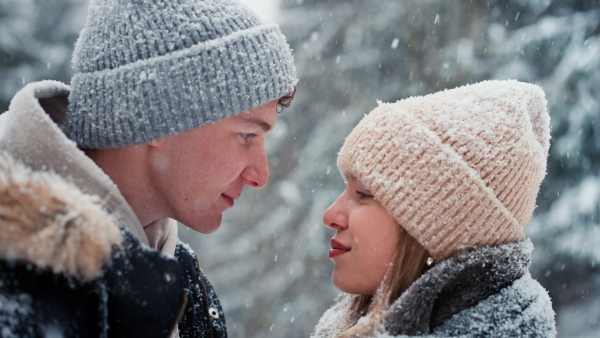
[63, 0, 297, 149]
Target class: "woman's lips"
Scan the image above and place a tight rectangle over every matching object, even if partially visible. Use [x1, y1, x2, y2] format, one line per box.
[329, 239, 351, 258]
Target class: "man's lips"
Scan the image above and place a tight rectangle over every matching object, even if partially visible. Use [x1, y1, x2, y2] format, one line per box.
[221, 193, 239, 207]
[329, 239, 351, 258]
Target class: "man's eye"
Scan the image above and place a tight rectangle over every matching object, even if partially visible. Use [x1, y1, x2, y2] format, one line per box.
[241, 133, 257, 140]
[356, 191, 373, 199]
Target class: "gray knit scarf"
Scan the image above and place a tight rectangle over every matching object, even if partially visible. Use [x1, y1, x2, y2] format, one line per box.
[383, 240, 531, 335]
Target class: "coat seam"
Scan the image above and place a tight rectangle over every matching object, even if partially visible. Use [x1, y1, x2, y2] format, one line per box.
[194, 255, 215, 338]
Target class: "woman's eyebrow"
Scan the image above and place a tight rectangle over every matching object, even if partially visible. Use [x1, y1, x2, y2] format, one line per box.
[237, 116, 273, 132]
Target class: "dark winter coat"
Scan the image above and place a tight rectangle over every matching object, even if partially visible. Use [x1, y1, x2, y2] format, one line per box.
[314, 240, 556, 337]
[0, 81, 227, 337]
[0, 152, 227, 337]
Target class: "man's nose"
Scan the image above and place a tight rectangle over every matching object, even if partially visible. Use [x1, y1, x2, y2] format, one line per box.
[241, 148, 269, 188]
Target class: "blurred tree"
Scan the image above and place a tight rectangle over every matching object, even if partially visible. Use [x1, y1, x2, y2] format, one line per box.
[189, 0, 600, 337]
[1, 0, 598, 336]
[0, 0, 86, 112]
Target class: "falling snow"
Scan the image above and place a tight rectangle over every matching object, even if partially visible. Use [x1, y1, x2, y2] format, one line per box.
[1, 0, 600, 337]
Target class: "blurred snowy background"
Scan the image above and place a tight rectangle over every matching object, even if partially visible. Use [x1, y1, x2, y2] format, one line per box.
[1, 0, 599, 337]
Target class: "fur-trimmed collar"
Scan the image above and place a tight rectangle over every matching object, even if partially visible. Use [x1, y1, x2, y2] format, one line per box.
[383, 240, 532, 335]
[0, 81, 180, 256]
[0, 152, 123, 281]
[0, 81, 148, 244]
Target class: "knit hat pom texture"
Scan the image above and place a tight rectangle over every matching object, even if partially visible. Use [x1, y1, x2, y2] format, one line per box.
[337, 80, 550, 261]
[64, 0, 297, 149]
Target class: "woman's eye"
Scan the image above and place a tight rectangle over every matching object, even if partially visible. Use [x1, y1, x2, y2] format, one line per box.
[356, 191, 373, 199]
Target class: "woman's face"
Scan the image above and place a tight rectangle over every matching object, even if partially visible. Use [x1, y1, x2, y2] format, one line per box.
[323, 174, 399, 295]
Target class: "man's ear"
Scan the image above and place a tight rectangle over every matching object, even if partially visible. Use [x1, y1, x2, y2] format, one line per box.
[148, 138, 165, 148]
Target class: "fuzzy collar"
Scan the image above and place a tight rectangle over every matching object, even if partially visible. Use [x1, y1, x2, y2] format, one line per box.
[0, 81, 148, 245]
[383, 239, 532, 335]
[0, 81, 179, 256]
[0, 151, 123, 280]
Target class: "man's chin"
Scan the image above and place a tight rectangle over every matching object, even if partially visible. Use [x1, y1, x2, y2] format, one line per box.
[186, 214, 222, 234]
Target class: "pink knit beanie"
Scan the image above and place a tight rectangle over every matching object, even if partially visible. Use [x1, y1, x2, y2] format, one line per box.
[337, 80, 550, 261]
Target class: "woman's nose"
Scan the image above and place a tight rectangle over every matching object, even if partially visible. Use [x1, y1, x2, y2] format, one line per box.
[323, 197, 348, 230]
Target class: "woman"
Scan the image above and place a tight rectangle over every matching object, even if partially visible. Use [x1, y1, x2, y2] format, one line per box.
[313, 80, 556, 337]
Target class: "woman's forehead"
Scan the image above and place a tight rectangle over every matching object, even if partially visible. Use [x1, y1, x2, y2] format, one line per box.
[341, 171, 357, 183]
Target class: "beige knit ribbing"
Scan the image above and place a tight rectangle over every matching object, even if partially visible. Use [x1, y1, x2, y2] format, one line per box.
[337, 80, 550, 261]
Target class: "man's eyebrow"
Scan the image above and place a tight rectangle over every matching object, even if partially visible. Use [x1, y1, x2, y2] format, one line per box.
[237, 116, 272, 132]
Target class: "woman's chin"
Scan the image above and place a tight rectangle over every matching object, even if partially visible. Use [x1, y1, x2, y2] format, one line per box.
[332, 274, 376, 295]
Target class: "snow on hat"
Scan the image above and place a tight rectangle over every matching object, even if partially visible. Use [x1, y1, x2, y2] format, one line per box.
[337, 80, 550, 261]
[63, 0, 297, 149]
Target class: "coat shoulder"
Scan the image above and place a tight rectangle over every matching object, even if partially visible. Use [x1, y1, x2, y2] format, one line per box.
[0, 152, 186, 336]
[0, 152, 122, 281]
[433, 272, 557, 337]
[0, 258, 106, 337]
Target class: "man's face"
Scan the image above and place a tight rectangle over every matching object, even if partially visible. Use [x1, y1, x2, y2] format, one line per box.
[148, 100, 278, 233]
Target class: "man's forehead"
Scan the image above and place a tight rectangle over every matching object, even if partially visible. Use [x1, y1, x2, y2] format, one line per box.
[232, 104, 277, 131]
[237, 114, 273, 131]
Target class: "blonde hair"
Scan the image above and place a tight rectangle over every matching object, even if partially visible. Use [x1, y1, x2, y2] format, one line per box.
[334, 226, 430, 337]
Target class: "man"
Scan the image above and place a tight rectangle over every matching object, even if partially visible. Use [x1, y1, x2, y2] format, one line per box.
[0, 0, 296, 336]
